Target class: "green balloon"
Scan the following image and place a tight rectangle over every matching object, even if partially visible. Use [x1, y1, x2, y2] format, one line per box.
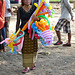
[38, 15, 51, 30]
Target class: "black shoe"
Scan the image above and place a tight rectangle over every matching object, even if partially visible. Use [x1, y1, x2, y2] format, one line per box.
[54, 41, 63, 45]
[63, 43, 71, 47]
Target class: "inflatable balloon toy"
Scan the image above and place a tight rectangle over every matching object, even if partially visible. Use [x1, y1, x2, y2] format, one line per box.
[31, 15, 54, 46]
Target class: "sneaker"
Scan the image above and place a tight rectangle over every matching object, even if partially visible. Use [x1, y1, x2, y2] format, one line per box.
[54, 41, 63, 45]
[63, 43, 71, 47]
[30, 63, 36, 70]
[22, 67, 30, 74]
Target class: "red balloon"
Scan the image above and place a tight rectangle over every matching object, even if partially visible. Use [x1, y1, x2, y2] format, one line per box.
[13, 37, 23, 46]
[29, 20, 34, 38]
[35, 34, 40, 39]
[13, 32, 23, 46]
[37, 2, 45, 16]
[45, 25, 49, 30]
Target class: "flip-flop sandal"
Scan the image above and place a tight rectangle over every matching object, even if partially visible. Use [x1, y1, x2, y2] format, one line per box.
[54, 41, 63, 45]
[30, 63, 36, 70]
[22, 68, 30, 74]
[63, 43, 71, 47]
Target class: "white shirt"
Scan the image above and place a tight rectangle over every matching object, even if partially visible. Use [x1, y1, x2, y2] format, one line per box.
[5, 0, 11, 17]
[59, 0, 74, 22]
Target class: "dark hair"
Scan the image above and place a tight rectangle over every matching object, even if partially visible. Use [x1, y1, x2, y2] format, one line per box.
[21, 0, 24, 6]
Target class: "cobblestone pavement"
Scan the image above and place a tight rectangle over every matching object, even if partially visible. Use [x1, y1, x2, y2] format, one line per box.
[0, 3, 75, 75]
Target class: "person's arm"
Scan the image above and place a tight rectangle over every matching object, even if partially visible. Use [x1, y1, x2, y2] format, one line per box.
[63, 0, 74, 19]
[16, 8, 20, 32]
[6, 0, 13, 14]
[32, 15, 39, 21]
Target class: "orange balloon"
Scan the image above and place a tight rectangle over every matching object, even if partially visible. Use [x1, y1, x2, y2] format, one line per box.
[38, 22, 46, 30]
[40, 6, 46, 12]
[38, 12, 48, 16]
[35, 21, 44, 32]
[22, 21, 28, 31]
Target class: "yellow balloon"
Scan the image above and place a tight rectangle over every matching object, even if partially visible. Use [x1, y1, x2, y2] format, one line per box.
[34, 3, 38, 7]
[51, 26, 55, 33]
[35, 0, 44, 16]
[9, 28, 21, 41]
[30, 0, 44, 27]
[49, 5, 52, 10]
[9, 33, 14, 38]
[45, 0, 47, 3]
[12, 28, 21, 39]
[8, 42, 15, 53]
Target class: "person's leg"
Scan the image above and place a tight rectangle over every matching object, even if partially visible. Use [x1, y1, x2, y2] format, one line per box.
[0, 29, 5, 52]
[2, 28, 6, 46]
[54, 30, 63, 45]
[54, 19, 65, 45]
[63, 20, 71, 46]
[5, 17, 10, 38]
[56, 31, 61, 42]
[2, 28, 6, 40]
[68, 33, 71, 44]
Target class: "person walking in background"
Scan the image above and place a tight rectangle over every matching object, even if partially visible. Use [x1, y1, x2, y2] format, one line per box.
[0, 0, 6, 52]
[16, 0, 39, 73]
[54, 0, 74, 47]
[5, 0, 12, 38]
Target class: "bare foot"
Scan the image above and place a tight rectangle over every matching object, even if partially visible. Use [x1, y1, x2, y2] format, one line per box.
[3, 49, 6, 52]
[0, 49, 6, 52]
[0, 49, 4, 52]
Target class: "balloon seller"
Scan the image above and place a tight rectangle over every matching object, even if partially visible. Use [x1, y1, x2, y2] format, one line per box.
[16, 0, 39, 73]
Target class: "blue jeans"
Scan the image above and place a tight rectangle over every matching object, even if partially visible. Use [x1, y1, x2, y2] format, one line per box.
[2, 27, 6, 40]
[2, 28, 6, 46]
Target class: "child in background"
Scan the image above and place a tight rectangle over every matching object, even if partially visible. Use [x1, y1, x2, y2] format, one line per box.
[16, 0, 39, 73]
[54, 0, 74, 47]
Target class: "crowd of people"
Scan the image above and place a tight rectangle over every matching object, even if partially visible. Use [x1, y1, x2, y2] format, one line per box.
[0, 0, 74, 74]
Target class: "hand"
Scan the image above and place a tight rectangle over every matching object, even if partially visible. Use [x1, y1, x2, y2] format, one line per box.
[7, 9, 13, 15]
[11, 11, 13, 15]
[32, 15, 39, 21]
[71, 17, 74, 21]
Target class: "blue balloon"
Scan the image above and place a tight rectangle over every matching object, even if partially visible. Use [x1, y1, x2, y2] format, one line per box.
[45, 3, 49, 7]
[14, 31, 25, 42]
[10, 46, 18, 54]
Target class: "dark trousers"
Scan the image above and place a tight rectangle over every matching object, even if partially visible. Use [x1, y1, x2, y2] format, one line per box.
[0, 29, 4, 50]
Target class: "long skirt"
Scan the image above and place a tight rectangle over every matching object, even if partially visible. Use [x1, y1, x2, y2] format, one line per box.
[22, 33, 38, 67]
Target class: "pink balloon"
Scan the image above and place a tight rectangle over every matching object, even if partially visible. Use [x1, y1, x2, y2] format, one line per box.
[31, 31, 35, 40]
[0, 38, 11, 44]
[28, 10, 36, 30]
[39, 30, 53, 45]
[38, 0, 41, 5]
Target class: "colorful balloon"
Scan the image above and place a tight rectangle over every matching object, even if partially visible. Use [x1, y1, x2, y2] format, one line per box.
[14, 31, 25, 42]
